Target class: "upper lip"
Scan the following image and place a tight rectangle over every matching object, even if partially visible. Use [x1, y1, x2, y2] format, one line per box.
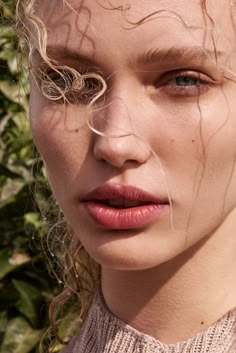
[81, 183, 169, 204]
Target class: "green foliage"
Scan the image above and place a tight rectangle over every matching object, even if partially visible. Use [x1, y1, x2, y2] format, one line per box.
[0, 2, 60, 352]
[0, 317, 43, 353]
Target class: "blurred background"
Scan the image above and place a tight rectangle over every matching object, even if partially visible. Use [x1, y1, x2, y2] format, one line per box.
[0, 1, 60, 352]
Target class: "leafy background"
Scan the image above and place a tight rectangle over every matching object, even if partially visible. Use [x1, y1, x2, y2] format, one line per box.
[0, 1, 60, 352]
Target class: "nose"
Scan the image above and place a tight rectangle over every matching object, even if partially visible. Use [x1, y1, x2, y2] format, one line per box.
[92, 96, 151, 168]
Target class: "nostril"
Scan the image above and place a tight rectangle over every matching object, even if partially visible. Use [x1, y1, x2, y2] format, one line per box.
[93, 134, 151, 168]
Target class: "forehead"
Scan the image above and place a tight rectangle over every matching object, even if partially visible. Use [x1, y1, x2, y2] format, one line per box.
[34, 0, 234, 64]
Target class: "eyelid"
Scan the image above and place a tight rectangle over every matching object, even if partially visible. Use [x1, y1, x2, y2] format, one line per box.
[150, 69, 221, 98]
[156, 69, 216, 87]
[36, 65, 106, 105]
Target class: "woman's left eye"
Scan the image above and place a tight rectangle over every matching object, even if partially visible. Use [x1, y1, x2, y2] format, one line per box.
[159, 71, 212, 97]
[174, 75, 202, 87]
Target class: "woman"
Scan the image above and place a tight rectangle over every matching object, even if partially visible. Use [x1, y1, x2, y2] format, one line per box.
[16, 0, 236, 352]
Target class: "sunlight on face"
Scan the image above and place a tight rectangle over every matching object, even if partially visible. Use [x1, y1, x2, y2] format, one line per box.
[29, 0, 236, 270]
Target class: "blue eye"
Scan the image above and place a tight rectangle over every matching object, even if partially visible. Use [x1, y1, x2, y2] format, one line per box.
[175, 76, 200, 86]
[159, 70, 212, 97]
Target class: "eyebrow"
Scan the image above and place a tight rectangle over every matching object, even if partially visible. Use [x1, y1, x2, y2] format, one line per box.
[33, 45, 225, 70]
[133, 46, 225, 68]
[33, 45, 96, 67]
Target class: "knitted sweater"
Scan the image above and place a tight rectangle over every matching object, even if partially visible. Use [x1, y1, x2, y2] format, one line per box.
[60, 291, 236, 353]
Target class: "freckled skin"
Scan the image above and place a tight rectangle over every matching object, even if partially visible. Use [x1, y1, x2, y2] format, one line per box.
[30, 0, 236, 344]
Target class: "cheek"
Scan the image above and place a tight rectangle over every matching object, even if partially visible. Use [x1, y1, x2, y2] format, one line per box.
[159, 88, 236, 175]
[150, 91, 236, 237]
[184, 118, 236, 242]
[29, 88, 92, 194]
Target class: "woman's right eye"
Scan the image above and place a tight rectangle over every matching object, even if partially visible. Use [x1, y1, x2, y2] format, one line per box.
[39, 69, 72, 101]
[49, 70, 73, 90]
[40, 68, 104, 105]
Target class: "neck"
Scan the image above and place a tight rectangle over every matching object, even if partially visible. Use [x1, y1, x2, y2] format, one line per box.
[101, 212, 236, 344]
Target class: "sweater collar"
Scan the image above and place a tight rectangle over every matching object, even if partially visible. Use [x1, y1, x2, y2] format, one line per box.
[66, 289, 236, 353]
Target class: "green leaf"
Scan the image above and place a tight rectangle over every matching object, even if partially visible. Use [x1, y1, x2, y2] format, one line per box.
[0, 248, 18, 279]
[0, 317, 43, 353]
[0, 248, 31, 280]
[0, 179, 25, 203]
[0, 311, 7, 330]
[24, 212, 42, 229]
[0, 164, 21, 179]
[12, 280, 41, 327]
[0, 183, 35, 221]
[0, 81, 28, 109]
[0, 282, 19, 313]
[0, 311, 8, 341]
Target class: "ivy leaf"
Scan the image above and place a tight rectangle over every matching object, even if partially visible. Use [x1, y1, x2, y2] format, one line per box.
[0, 248, 31, 280]
[0, 317, 43, 353]
[0, 81, 28, 110]
[0, 311, 8, 345]
[0, 164, 21, 179]
[12, 280, 41, 327]
[0, 248, 18, 279]
[24, 212, 42, 230]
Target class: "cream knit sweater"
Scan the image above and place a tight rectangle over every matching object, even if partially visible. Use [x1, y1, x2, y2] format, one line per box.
[61, 291, 236, 353]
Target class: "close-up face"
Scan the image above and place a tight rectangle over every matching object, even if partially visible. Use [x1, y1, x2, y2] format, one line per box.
[29, 0, 236, 270]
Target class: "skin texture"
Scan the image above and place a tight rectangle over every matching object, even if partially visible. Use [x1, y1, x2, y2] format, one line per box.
[30, 0, 236, 344]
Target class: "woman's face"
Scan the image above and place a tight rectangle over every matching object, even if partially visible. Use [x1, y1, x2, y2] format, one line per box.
[30, 0, 236, 270]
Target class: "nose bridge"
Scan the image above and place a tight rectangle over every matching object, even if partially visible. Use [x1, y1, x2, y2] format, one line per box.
[100, 86, 136, 137]
[92, 83, 151, 168]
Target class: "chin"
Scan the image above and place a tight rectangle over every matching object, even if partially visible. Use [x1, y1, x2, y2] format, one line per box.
[70, 213, 209, 272]
[85, 240, 183, 271]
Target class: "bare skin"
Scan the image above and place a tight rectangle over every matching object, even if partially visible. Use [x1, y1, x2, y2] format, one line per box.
[30, 0, 236, 344]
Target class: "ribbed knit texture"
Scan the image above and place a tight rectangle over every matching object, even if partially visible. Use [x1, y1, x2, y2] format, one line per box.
[60, 291, 236, 353]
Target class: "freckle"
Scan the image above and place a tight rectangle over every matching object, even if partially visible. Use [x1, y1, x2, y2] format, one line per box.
[192, 139, 195, 143]
[75, 129, 79, 133]
[171, 138, 175, 143]
[201, 321, 204, 325]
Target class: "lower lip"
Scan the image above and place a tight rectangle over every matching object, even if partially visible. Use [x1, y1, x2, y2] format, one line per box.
[82, 201, 168, 229]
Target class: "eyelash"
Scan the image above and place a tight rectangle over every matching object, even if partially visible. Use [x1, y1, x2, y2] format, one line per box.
[40, 69, 103, 105]
[159, 71, 212, 97]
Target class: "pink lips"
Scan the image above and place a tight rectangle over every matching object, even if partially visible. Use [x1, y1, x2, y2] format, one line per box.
[81, 184, 169, 230]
